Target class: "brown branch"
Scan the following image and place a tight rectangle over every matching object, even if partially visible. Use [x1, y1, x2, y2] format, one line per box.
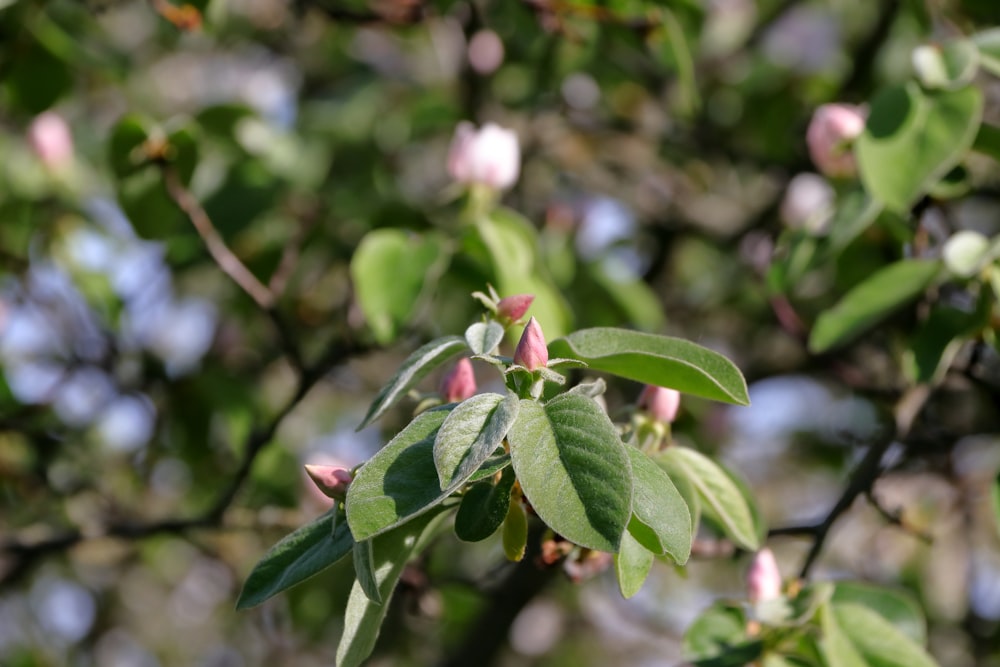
[865, 490, 934, 544]
[162, 167, 275, 311]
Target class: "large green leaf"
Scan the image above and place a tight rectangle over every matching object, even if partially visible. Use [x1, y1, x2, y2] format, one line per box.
[433, 392, 519, 490]
[809, 259, 943, 353]
[350, 229, 450, 344]
[973, 28, 1000, 77]
[357, 336, 467, 430]
[831, 582, 926, 645]
[547, 328, 749, 406]
[626, 447, 692, 564]
[833, 602, 938, 667]
[856, 83, 983, 213]
[454, 466, 516, 542]
[614, 530, 655, 599]
[819, 602, 867, 667]
[507, 394, 633, 552]
[346, 407, 454, 541]
[659, 447, 758, 550]
[336, 509, 449, 667]
[352, 539, 381, 604]
[236, 510, 353, 610]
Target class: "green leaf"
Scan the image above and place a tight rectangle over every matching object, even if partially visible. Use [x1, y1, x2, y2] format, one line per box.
[350, 230, 451, 344]
[993, 472, 1000, 538]
[465, 321, 505, 355]
[832, 602, 938, 667]
[826, 190, 884, 254]
[352, 539, 381, 605]
[547, 328, 749, 406]
[831, 582, 927, 645]
[502, 497, 528, 561]
[856, 83, 983, 213]
[912, 40, 979, 90]
[973, 28, 1000, 77]
[468, 452, 511, 482]
[659, 447, 758, 550]
[626, 447, 692, 564]
[455, 466, 516, 542]
[336, 509, 449, 667]
[357, 336, 467, 430]
[346, 407, 454, 541]
[236, 510, 353, 609]
[507, 394, 633, 552]
[615, 530, 655, 599]
[108, 115, 150, 179]
[905, 291, 990, 384]
[433, 392, 519, 491]
[819, 602, 868, 667]
[973, 122, 1000, 162]
[809, 259, 943, 354]
[683, 602, 762, 666]
[656, 454, 701, 531]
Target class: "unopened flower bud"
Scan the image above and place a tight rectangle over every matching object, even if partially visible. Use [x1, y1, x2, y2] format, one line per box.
[28, 111, 74, 170]
[638, 385, 680, 423]
[496, 294, 534, 323]
[780, 173, 835, 234]
[447, 121, 520, 190]
[304, 464, 353, 500]
[440, 357, 477, 403]
[513, 317, 548, 371]
[806, 103, 866, 178]
[746, 548, 783, 603]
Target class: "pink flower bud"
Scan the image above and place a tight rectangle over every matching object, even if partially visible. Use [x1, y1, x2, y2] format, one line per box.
[447, 121, 520, 190]
[746, 548, 783, 603]
[780, 173, 834, 233]
[806, 103, 866, 178]
[638, 385, 680, 423]
[513, 317, 548, 371]
[304, 464, 353, 500]
[496, 294, 534, 323]
[28, 111, 74, 170]
[440, 357, 477, 403]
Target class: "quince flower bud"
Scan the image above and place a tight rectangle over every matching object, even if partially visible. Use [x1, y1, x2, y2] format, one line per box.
[28, 111, 74, 170]
[513, 317, 548, 371]
[440, 358, 477, 403]
[638, 385, 680, 424]
[496, 294, 534, 323]
[747, 548, 783, 603]
[304, 464, 353, 501]
[806, 103, 866, 178]
[447, 121, 521, 190]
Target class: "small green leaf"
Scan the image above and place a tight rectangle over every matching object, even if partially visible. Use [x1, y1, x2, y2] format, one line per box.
[660, 447, 759, 551]
[433, 392, 519, 491]
[350, 230, 451, 344]
[626, 447, 692, 564]
[905, 292, 990, 384]
[236, 510, 353, 610]
[683, 602, 761, 666]
[357, 336, 467, 430]
[809, 259, 943, 354]
[502, 497, 528, 561]
[857, 83, 983, 213]
[455, 466, 516, 542]
[973, 28, 1000, 77]
[615, 530, 655, 599]
[352, 539, 381, 605]
[336, 509, 449, 667]
[912, 40, 979, 90]
[507, 394, 633, 552]
[346, 408, 454, 541]
[819, 602, 868, 667]
[832, 602, 938, 667]
[973, 122, 1000, 162]
[831, 582, 927, 645]
[465, 321, 505, 355]
[468, 452, 511, 482]
[547, 328, 749, 406]
[656, 454, 701, 530]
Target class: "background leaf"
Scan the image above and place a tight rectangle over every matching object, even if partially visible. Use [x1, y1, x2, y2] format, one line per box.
[831, 582, 927, 645]
[465, 321, 505, 355]
[614, 530, 655, 599]
[507, 395, 633, 552]
[626, 447, 692, 564]
[832, 602, 938, 667]
[548, 328, 749, 405]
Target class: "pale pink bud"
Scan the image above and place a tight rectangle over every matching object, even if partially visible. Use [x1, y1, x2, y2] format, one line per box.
[440, 358, 477, 403]
[780, 173, 834, 233]
[513, 317, 548, 371]
[304, 464, 353, 500]
[806, 104, 866, 178]
[496, 294, 534, 323]
[447, 121, 520, 190]
[746, 548, 783, 603]
[638, 385, 680, 423]
[28, 111, 74, 170]
[467, 29, 505, 75]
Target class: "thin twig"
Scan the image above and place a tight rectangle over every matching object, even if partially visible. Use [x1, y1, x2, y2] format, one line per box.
[162, 167, 275, 310]
[865, 490, 934, 544]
